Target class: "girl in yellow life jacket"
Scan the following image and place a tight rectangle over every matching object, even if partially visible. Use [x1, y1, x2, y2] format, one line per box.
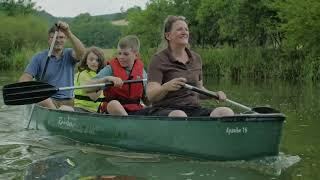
[74, 47, 105, 112]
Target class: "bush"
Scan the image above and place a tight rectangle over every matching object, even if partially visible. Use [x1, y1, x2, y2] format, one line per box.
[0, 13, 47, 70]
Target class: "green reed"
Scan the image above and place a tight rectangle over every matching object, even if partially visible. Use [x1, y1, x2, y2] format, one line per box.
[194, 47, 319, 82]
[3, 46, 317, 83]
[0, 45, 43, 71]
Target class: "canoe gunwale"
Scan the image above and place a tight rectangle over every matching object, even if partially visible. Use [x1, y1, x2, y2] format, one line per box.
[36, 105, 285, 122]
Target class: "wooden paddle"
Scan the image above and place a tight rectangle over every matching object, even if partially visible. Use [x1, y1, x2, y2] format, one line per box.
[184, 84, 280, 114]
[2, 79, 146, 105]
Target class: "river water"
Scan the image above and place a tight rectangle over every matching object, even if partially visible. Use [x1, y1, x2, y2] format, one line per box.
[0, 71, 318, 179]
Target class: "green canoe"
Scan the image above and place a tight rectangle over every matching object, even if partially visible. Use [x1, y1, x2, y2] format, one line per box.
[29, 105, 285, 161]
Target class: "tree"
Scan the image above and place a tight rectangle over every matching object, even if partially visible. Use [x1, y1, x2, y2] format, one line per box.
[70, 15, 122, 48]
[0, 0, 36, 16]
[196, 0, 281, 47]
[277, 0, 320, 56]
[126, 0, 176, 48]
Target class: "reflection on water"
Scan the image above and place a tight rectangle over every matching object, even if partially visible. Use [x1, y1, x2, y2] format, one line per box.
[24, 149, 300, 180]
[1, 72, 318, 179]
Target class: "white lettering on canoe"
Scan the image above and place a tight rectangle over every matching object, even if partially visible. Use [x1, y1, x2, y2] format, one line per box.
[54, 116, 100, 135]
[57, 116, 75, 128]
[226, 127, 248, 135]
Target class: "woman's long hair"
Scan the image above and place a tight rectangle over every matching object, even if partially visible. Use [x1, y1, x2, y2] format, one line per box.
[78, 46, 105, 73]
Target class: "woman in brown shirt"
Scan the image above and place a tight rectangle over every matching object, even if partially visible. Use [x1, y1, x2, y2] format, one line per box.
[146, 15, 234, 117]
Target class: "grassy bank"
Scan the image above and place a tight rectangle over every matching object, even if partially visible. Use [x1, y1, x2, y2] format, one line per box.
[3, 47, 319, 83]
[0, 45, 44, 71]
[139, 47, 320, 82]
[196, 47, 320, 82]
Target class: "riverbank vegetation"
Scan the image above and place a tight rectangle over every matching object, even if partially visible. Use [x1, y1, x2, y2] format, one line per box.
[0, 0, 319, 82]
[0, 0, 47, 70]
[0, 0, 125, 70]
[126, 0, 320, 82]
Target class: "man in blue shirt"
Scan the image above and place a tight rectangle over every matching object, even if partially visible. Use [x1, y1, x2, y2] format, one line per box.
[19, 21, 85, 108]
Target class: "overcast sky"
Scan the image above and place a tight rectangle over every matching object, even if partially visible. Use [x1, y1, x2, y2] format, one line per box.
[32, 0, 149, 17]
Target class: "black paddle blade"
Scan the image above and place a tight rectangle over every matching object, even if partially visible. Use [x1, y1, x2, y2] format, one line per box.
[251, 106, 280, 114]
[2, 81, 57, 105]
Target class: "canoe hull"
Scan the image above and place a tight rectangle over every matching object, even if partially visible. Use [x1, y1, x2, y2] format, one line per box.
[31, 105, 285, 160]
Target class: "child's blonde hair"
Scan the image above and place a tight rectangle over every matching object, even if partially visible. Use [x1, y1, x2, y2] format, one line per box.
[118, 35, 140, 53]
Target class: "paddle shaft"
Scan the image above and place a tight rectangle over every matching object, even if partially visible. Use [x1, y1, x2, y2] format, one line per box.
[184, 84, 252, 112]
[27, 29, 58, 129]
[40, 29, 58, 80]
[3, 79, 147, 106]
[59, 79, 147, 91]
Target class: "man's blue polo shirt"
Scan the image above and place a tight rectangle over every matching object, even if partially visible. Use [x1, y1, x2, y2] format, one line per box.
[24, 48, 77, 100]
